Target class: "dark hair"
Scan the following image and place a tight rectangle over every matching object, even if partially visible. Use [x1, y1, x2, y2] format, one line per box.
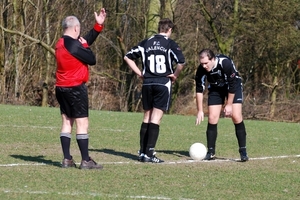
[199, 49, 215, 60]
[158, 18, 175, 33]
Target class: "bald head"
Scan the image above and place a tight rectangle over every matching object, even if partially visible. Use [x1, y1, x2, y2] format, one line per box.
[62, 16, 81, 38]
[62, 16, 80, 31]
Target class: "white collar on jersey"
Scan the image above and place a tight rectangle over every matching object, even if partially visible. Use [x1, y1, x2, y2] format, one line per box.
[212, 57, 218, 70]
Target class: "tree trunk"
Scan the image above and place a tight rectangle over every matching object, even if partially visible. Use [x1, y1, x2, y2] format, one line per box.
[146, 0, 160, 37]
[41, 0, 50, 107]
[198, 0, 239, 55]
[13, 0, 23, 101]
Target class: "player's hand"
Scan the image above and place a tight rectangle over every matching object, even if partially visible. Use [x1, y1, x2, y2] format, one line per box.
[224, 104, 233, 117]
[195, 111, 204, 125]
[138, 74, 144, 80]
[94, 8, 107, 25]
[167, 74, 177, 83]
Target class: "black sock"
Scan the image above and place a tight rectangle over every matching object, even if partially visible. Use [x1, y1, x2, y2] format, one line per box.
[76, 134, 90, 161]
[140, 122, 149, 154]
[206, 123, 218, 154]
[146, 123, 159, 157]
[60, 133, 72, 160]
[235, 121, 247, 149]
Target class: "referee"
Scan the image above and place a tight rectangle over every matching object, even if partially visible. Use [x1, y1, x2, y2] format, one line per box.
[124, 18, 185, 163]
[55, 8, 106, 169]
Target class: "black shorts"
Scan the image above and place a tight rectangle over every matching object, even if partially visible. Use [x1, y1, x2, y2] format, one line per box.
[55, 83, 89, 118]
[208, 79, 243, 106]
[142, 78, 172, 111]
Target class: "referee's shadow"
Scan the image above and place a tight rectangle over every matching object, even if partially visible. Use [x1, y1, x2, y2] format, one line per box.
[10, 154, 61, 167]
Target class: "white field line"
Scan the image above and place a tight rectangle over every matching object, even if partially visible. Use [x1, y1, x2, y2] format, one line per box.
[0, 154, 299, 167]
[2, 189, 192, 200]
[1, 155, 299, 200]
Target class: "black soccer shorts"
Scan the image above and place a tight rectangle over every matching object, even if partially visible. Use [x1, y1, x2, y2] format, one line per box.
[142, 78, 172, 111]
[208, 80, 243, 106]
[55, 83, 89, 118]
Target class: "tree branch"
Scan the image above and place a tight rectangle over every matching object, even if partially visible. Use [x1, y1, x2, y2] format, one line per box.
[0, 24, 55, 55]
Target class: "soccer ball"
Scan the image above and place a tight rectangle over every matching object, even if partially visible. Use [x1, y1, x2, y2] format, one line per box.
[189, 142, 207, 160]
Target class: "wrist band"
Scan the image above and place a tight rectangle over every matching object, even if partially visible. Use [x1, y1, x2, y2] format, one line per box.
[93, 23, 104, 32]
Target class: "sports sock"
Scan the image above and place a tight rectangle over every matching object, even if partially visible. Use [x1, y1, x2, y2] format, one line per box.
[206, 123, 218, 154]
[76, 134, 90, 161]
[234, 121, 247, 148]
[146, 123, 160, 157]
[139, 122, 149, 154]
[60, 133, 72, 160]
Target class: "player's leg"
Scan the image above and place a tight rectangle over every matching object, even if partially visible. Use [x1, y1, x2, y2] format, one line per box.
[137, 109, 152, 161]
[204, 89, 224, 160]
[231, 81, 248, 161]
[138, 85, 152, 161]
[143, 108, 164, 163]
[143, 81, 170, 163]
[204, 105, 222, 160]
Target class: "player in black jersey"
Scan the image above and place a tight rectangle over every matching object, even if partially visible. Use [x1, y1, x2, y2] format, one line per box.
[195, 49, 248, 162]
[124, 18, 185, 163]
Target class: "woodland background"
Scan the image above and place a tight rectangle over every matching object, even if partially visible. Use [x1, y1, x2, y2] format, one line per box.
[0, 0, 300, 122]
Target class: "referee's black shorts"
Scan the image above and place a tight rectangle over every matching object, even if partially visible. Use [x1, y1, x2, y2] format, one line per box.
[208, 79, 243, 106]
[55, 83, 89, 118]
[142, 77, 172, 111]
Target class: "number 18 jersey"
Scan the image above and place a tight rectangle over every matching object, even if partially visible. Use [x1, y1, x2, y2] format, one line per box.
[125, 34, 185, 80]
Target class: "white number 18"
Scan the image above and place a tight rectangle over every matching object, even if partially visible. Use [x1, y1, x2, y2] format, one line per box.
[148, 55, 166, 74]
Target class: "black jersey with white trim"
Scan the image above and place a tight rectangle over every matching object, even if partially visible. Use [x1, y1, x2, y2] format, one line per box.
[195, 54, 241, 93]
[125, 34, 185, 79]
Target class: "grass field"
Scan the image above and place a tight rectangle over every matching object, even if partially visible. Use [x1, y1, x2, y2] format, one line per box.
[0, 104, 299, 200]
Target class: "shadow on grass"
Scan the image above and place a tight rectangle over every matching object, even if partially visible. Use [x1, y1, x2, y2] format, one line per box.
[215, 156, 244, 162]
[89, 148, 190, 160]
[156, 150, 189, 158]
[10, 155, 61, 167]
[89, 148, 137, 160]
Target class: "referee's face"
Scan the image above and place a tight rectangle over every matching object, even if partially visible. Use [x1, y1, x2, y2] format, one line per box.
[200, 56, 215, 72]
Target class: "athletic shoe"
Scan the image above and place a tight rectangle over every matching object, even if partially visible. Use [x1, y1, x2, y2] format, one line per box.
[143, 154, 164, 163]
[203, 152, 215, 160]
[61, 158, 76, 168]
[137, 150, 145, 162]
[239, 148, 249, 162]
[79, 157, 103, 170]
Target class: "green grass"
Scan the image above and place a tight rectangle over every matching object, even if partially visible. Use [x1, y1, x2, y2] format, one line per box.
[0, 104, 299, 200]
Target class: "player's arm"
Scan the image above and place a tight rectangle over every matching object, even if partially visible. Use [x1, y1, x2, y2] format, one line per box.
[167, 41, 185, 83]
[124, 56, 143, 79]
[222, 58, 236, 116]
[195, 92, 204, 125]
[168, 63, 184, 83]
[195, 66, 206, 125]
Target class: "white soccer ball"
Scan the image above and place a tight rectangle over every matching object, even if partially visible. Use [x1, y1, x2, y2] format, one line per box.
[189, 142, 207, 160]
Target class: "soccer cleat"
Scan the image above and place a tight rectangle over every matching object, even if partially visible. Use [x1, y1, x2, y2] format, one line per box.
[203, 152, 215, 160]
[137, 150, 145, 162]
[239, 148, 249, 162]
[79, 157, 103, 170]
[143, 154, 164, 163]
[61, 158, 76, 168]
